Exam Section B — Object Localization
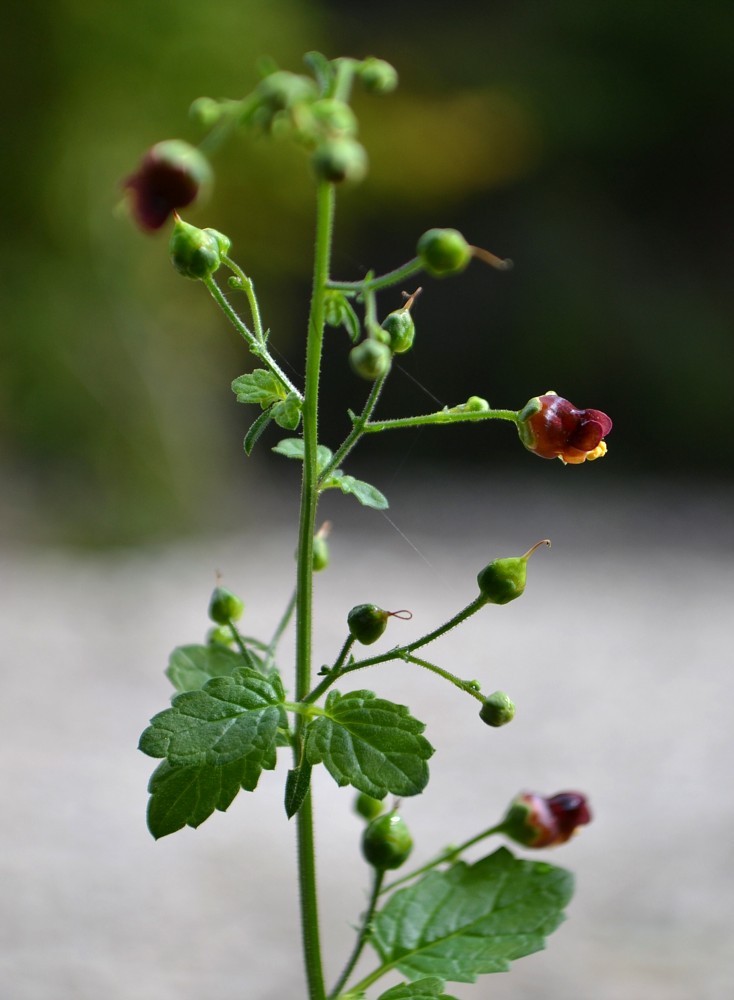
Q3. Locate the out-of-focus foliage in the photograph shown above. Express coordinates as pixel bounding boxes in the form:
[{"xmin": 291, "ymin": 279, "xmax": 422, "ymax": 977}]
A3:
[{"xmin": 2, "ymin": 0, "xmax": 732, "ymax": 544}]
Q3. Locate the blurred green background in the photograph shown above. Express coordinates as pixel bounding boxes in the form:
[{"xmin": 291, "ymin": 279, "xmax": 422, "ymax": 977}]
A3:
[{"xmin": 2, "ymin": 0, "xmax": 732, "ymax": 546}]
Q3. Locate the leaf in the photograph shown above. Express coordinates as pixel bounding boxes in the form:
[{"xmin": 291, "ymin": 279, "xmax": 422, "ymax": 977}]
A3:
[
  {"xmin": 322, "ymin": 472, "xmax": 389, "ymax": 510},
  {"xmin": 272, "ymin": 392, "xmax": 302, "ymax": 430},
  {"xmin": 244, "ymin": 408, "xmax": 273, "ymax": 455},
  {"xmin": 371, "ymin": 847, "xmax": 574, "ymax": 983},
  {"xmin": 272, "ymin": 437, "xmax": 333, "ymax": 472},
  {"xmin": 139, "ymin": 669, "xmax": 285, "ymax": 837},
  {"xmin": 231, "ymin": 369, "xmax": 286, "ymax": 407},
  {"xmin": 284, "ymin": 762, "xmax": 312, "ymax": 819},
  {"xmin": 377, "ymin": 978, "xmax": 459, "ymax": 1000},
  {"xmin": 165, "ymin": 643, "xmax": 247, "ymax": 693},
  {"xmin": 304, "ymin": 690, "xmax": 433, "ymax": 798}
]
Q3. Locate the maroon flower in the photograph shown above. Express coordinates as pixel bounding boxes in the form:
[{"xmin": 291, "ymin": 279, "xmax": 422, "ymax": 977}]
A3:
[
  {"xmin": 517, "ymin": 391, "xmax": 612, "ymax": 464},
  {"xmin": 123, "ymin": 140, "xmax": 212, "ymax": 232},
  {"xmin": 500, "ymin": 790, "xmax": 592, "ymax": 848}
]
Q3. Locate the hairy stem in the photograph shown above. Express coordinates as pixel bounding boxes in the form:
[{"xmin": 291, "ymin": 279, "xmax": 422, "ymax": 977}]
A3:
[
  {"xmin": 329, "ymin": 869, "xmax": 385, "ymax": 999},
  {"xmin": 364, "ymin": 407, "xmax": 519, "ymax": 434},
  {"xmin": 326, "ymin": 257, "xmax": 423, "ymax": 294}
]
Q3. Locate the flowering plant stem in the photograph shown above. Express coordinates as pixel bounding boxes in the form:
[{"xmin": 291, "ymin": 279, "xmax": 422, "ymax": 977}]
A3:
[
  {"xmin": 328, "ymin": 869, "xmax": 385, "ymax": 999},
  {"xmin": 294, "ymin": 179, "xmax": 335, "ymax": 1000}
]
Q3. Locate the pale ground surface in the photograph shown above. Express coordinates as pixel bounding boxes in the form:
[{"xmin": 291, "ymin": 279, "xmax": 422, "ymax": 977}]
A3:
[{"xmin": 1, "ymin": 475, "xmax": 732, "ymax": 1000}]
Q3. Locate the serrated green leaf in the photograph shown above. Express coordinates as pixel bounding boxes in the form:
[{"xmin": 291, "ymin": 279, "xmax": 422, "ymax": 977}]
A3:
[
  {"xmin": 232, "ymin": 369, "xmax": 286, "ymax": 407},
  {"xmin": 377, "ymin": 978, "xmax": 458, "ymax": 1000},
  {"xmin": 322, "ymin": 472, "xmax": 389, "ymax": 510},
  {"xmin": 284, "ymin": 762, "xmax": 312, "ymax": 819},
  {"xmin": 140, "ymin": 669, "xmax": 285, "ymax": 836},
  {"xmin": 304, "ymin": 690, "xmax": 433, "ymax": 798},
  {"xmin": 272, "ymin": 437, "xmax": 333, "ymax": 472},
  {"xmin": 244, "ymin": 408, "xmax": 273, "ymax": 455},
  {"xmin": 372, "ymin": 847, "xmax": 574, "ymax": 983},
  {"xmin": 165, "ymin": 643, "xmax": 246, "ymax": 693},
  {"xmin": 272, "ymin": 392, "xmax": 302, "ymax": 430}
]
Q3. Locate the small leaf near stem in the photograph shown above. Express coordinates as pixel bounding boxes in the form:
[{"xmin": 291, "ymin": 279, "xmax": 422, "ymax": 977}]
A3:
[{"xmin": 329, "ymin": 869, "xmax": 385, "ymax": 999}]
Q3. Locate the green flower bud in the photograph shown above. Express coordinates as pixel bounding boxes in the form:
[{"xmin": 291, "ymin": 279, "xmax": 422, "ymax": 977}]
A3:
[
  {"xmin": 381, "ymin": 309, "xmax": 415, "ymax": 354},
  {"xmin": 312, "ymin": 535, "xmax": 329, "ymax": 572},
  {"xmin": 477, "ymin": 540, "xmax": 550, "ymax": 605},
  {"xmin": 465, "ymin": 395, "xmax": 490, "ymax": 412},
  {"xmin": 254, "ymin": 71, "xmax": 319, "ymax": 128},
  {"xmin": 354, "ymin": 792, "xmax": 384, "ymax": 822},
  {"xmin": 417, "ymin": 228, "xmax": 471, "ymax": 277},
  {"xmin": 347, "ymin": 603, "xmax": 389, "ymax": 645},
  {"xmin": 479, "ymin": 690, "xmax": 516, "ymax": 727},
  {"xmin": 349, "ymin": 339, "xmax": 392, "ymax": 380},
  {"xmin": 189, "ymin": 96, "xmax": 223, "ymax": 128},
  {"xmin": 169, "ymin": 217, "xmax": 226, "ymax": 280},
  {"xmin": 207, "ymin": 625, "xmax": 235, "ymax": 647},
  {"xmin": 312, "ymin": 138, "xmax": 368, "ymax": 184},
  {"xmin": 362, "ymin": 812, "xmax": 413, "ymax": 870},
  {"xmin": 358, "ymin": 57, "xmax": 399, "ymax": 94},
  {"xmin": 208, "ymin": 586, "xmax": 245, "ymax": 625},
  {"xmin": 309, "ymin": 98, "xmax": 358, "ymax": 138}
]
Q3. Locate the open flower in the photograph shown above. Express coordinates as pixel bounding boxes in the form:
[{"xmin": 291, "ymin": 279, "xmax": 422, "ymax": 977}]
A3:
[
  {"xmin": 517, "ymin": 391, "xmax": 612, "ymax": 464},
  {"xmin": 500, "ymin": 791, "xmax": 592, "ymax": 848},
  {"xmin": 123, "ymin": 140, "xmax": 212, "ymax": 232}
]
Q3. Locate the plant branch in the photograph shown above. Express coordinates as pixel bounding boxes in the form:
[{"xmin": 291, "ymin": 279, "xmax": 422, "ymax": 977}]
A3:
[{"xmin": 329, "ymin": 869, "xmax": 385, "ymax": 999}]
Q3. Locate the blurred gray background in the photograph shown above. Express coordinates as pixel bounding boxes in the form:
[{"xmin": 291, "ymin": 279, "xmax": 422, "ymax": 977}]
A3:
[{"xmin": 1, "ymin": 0, "xmax": 733, "ymax": 997}]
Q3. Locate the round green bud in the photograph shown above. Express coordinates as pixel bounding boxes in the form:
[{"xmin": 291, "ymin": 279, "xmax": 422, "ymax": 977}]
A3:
[
  {"xmin": 349, "ymin": 340, "xmax": 392, "ymax": 380},
  {"xmin": 479, "ymin": 690, "xmax": 516, "ymax": 727},
  {"xmin": 255, "ymin": 71, "xmax": 318, "ymax": 114},
  {"xmin": 208, "ymin": 586, "xmax": 245, "ymax": 625},
  {"xmin": 465, "ymin": 395, "xmax": 490, "ymax": 412},
  {"xmin": 476, "ymin": 556, "xmax": 527, "ymax": 605},
  {"xmin": 417, "ymin": 228, "xmax": 472, "ymax": 277},
  {"xmin": 359, "ymin": 58, "xmax": 399, "ymax": 94},
  {"xmin": 189, "ymin": 96, "xmax": 223, "ymax": 128},
  {"xmin": 312, "ymin": 138, "xmax": 368, "ymax": 184},
  {"xmin": 354, "ymin": 792, "xmax": 384, "ymax": 822},
  {"xmin": 309, "ymin": 98, "xmax": 358, "ymax": 138},
  {"xmin": 169, "ymin": 217, "xmax": 224, "ymax": 280},
  {"xmin": 312, "ymin": 535, "xmax": 329, "ymax": 572},
  {"xmin": 381, "ymin": 309, "xmax": 415, "ymax": 354},
  {"xmin": 362, "ymin": 812, "xmax": 413, "ymax": 870},
  {"xmin": 347, "ymin": 603, "xmax": 389, "ymax": 645},
  {"xmin": 207, "ymin": 625, "xmax": 235, "ymax": 647}
]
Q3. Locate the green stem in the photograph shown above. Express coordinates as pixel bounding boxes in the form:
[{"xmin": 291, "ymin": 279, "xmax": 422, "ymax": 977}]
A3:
[
  {"xmin": 202, "ymin": 275, "xmax": 302, "ymax": 400},
  {"xmin": 318, "ymin": 371, "xmax": 388, "ymax": 483},
  {"xmin": 264, "ymin": 588, "xmax": 297, "ymax": 671},
  {"xmin": 222, "ymin": 256, "xmax": 267, "ymax": 345},
  {"xmin": 326, "ymin": 257, "xmax": 424, "ymax": 294},
  {"xmin": 226, "ymin": 619, "xmax": 257, "ymax": 671},
  {"xmin": 295, "ymin": 180, "xmax": 335, "ymax": 1000},
  {"xmin": 304, "ymin": 594, "xmax": 488, "ymax": 704},
  {"xmin": 329, "ymin": 869, "xmax": 385, "ymax": 999},
  {"xmin": 364, "ymin": 407, "xmax": 519, "ymax": 434},
  {"xmin": 402, "ymin": 653, "xmax": 484, "ymax": 703},
  {"xmin": 381, "ymin": 824, "xmax": 504, "ymax": 895}
]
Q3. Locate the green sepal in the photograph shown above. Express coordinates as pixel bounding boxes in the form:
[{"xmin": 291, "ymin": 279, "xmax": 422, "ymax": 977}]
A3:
[
  {"xmin": 284, "ymin": 761, "xmax": 313, "ymax": 819},
  {"xmin": 371, "ymin": 847, "xmax": 573, "ymax": 982},
  {"xmin": 244, "ymin": 408, "xmax": 274, "ymax": 455},
  {"xmin": 304, "ymin": 689, "xmax": 433, "ymax": 798},
  {"xmin": 321, "ymin": 470, "xmax": 389, "ymax": 510},
  {"xmin": 325, "ymin": 290, "xmax": 361, "ymax": 343},
  {"xmin": 377, "ymin": 979, "xmax": 459, "ymax": 1000},
  {"xmin": 271, "ymin": 392, "xmax": 302, "ymax": 430}
]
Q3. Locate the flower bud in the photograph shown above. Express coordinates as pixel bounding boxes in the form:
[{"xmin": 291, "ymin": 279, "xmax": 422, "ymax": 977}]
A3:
[
  {"xmin": 476, "ymin": 539, "xmax": 550, "ymax": 605},
  {"xmin": 189, "ymin": 96, "xmax": 223, "ymax": 128},
  {"xmin": 208, "ymin": 586, "xmax": 245, "ymax": 625},
  {"xmin": 347, "ymin": 604, "xmax": 390, "ymax": 645},
  {"xmin": 499, "ymin": 791, "xmax": 592, "ymax": 848},
  {"xmin": 169, "ymin": 218, "xmax": 229, "ymax": 280},
  {"xmin": 309, "ymin": 98, "xmax": 358, "ymax": 138},
  {"xmin": 349, "ymin": 339, "xmax": 392, "ymax": 380},
  {"xmin": 207, "ymin": 625, "xmax": 235, "ymax": 647},
  {"xmin": 312, "ymin": 534, "xmax": 329, "ymax": 572},
  {"xmin": 479, "ymin": 690, "xmax": 516, "ymax": 727},
  {"xmin": 253, "ymin": 71, "xmax": 319, "ymax": 129},
  {"xmin": 417, "ymin": 228, "xmax": 471, "ymax": 277},
  {"xmin": 312, "ymin": 138, "xmax": 368, "ymax": 184},
  {"xmin": 123, "ymin": 140, "xmax": 212, "ymax": 232},
  {"xmin": 358, "ymin": 57, "xmax": 399, "ymax": 94},
  {"xmin": 354, "ymin": 792, "xmax": 384, "ymax": 821},
  {"xmin": 362, "ymin": 812, "xmax": 413, "ymax": 870},
  {"xmin": 517, "ymin": 391, "xmax": 612, "ymax": 465}
]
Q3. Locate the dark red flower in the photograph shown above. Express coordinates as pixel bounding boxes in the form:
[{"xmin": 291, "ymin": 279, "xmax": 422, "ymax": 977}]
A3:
[
  {"xmin": 123, "ymin": 140, "xmax": 212, "ymax": 232},
  {"xmin": 518, "ymin": 391, "xmax": 612, "ymax": 464},
  {"xmin": 500, "ymin": 790, "xmax": 592, "ymax": 848}
]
